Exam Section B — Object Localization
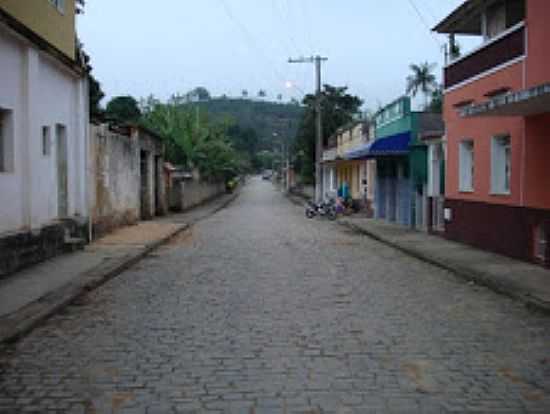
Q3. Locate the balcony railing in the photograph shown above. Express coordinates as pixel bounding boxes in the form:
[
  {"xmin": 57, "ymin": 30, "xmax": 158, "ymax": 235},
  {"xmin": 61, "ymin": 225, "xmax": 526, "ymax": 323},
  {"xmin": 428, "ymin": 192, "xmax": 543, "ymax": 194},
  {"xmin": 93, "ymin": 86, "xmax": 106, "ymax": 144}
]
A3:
[{"xmin": 444, "ymin": 22, "xmax": 525, "ymax": 90}]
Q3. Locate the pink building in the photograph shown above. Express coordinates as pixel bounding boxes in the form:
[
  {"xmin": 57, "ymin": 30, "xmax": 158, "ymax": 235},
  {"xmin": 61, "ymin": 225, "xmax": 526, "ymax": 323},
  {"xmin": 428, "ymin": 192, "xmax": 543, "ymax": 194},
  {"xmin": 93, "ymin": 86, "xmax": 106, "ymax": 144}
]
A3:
[{"xmin": 435, "ymin": 0, "xmax": 550, "ymax": 265}]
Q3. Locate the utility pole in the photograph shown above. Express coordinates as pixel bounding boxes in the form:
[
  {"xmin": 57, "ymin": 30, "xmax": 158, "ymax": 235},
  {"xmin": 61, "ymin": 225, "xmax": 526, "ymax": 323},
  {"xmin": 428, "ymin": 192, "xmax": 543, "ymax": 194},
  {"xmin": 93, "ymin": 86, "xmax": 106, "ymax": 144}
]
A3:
[{"xmin": 288, "ymin": 55, "xmax": 328, "ymax": 203}]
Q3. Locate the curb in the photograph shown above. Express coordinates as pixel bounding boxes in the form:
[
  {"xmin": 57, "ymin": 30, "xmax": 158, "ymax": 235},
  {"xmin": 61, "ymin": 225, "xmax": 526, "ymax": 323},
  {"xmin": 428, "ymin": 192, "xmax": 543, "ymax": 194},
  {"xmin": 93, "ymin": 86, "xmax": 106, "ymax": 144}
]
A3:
[
  {"xmin": 0, "ymin": 189, "xmax": 242, "ymax": 345},
  {"xmin": 338, "ymin": 220, "xmax": 550, "ymax": 315},
  {"xmin": 0, "ymin": 223, "xmax": 189, "ymax": 345}
]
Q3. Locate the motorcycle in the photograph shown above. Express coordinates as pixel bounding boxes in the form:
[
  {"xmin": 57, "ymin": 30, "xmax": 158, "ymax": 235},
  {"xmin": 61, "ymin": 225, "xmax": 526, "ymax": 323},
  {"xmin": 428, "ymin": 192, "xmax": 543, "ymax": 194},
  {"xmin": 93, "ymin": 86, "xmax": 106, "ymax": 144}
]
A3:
[{"xmin": 305, "ymin": 198, "xmax": 337, "ymax": 220}]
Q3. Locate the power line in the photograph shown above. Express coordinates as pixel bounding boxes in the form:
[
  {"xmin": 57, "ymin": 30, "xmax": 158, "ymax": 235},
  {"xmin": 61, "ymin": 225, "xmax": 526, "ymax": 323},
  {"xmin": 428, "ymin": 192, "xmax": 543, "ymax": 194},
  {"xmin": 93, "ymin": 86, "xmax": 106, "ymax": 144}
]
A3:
[
  {"xmin": 218, "ymin": 0, "xmax": 305, "ymax": 99},
  {"xmin": 407, "ymin": 0, "xmax": 442, "ymax": 49},
  {"xmin": 270, "ymin": 0, "xmax": 298, "ymax": 57},
  {"xmin": 301, "ymin": 0, "xmax": 316, "ymax": 53}
]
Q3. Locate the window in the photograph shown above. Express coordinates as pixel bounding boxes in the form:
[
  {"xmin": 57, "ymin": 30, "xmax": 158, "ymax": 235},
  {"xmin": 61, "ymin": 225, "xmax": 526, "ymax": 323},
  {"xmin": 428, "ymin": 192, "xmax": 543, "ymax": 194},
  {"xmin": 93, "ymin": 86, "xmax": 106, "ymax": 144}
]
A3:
[
  {"xmin": 428, "ymin": 143, "xmax": 444, "ymax": 197},
  {"xmin": 49, "ymin": 0, "xmax": 65, "ymax": 14},
  {"xmin": 42, "ymin": 126, "xmax": 51, "ymax": 156},
  {"xmin": 330, "ymin": 168, "xmax": 336, "ymax": 192},
  {"xmin": 491, "ymin": 135, "xmax": 511, "ymax": 194},
  {"xmin": 459, "ymin": 140, "xmax": 474, "ymax": 192},
  {"xmin": 0, "ymin": 108, "xmax": 14, "ymax": 173}
]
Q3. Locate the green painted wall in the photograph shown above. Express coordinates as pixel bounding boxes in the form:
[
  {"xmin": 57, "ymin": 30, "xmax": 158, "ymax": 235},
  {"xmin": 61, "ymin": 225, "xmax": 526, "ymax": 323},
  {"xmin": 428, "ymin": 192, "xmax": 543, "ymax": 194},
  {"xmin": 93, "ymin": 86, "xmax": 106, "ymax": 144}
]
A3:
[
  {"xmin": 376, "ymin": 117, "xmax": 412, "ymax": 139},
  {"xmin": 374, "ymin": 96, "xmax": 428, "ymax": 186},
  {"xmin": 375, "ymin": 96, "xmax": 412, "ymax": 139}
]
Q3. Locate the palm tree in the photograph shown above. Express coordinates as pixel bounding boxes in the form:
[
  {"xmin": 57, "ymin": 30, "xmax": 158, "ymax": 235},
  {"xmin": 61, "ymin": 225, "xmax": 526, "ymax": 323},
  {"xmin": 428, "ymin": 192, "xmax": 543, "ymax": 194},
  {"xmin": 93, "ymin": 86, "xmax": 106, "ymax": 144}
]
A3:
[
  {"xmin": 242, "ymin": 89, "xmax": 248, "ymax": 99},
  {"xmin": 406, "ymin": 62, "xmax": 437, "ymax": 109}
]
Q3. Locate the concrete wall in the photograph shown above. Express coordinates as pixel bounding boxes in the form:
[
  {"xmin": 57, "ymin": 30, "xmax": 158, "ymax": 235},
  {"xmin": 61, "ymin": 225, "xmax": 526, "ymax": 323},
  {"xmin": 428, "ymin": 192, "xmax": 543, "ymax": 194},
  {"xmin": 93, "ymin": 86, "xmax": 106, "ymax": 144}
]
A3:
[
  {"xmin": 0, "ymin": 26, "xmax": 88, "ymax": 235},
  {"xmin": 89, "ymin": 124, "xmax": 140, "ymax": 237},
  {"xmin": 89, "ymin": 124, "xmax": 167, "ymax": 237},
  {"xmin": 0, "ymin": 0, "xmax": 76, "ymax": 59},
  {"xmin": 174, "ymin": 179, "xmax": 225, "ymax": 212},
  {"xmin": 131, "ymin": 127, "xmax": 167, "ymax": 219}
]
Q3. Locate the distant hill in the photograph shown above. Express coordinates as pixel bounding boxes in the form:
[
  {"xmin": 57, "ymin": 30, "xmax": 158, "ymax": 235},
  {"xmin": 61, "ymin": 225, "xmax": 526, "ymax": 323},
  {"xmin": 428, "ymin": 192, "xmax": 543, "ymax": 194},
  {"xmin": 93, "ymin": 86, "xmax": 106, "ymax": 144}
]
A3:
[{"xmin": 183, "ymin": 98, "xmax": 304, "ymax": 151}]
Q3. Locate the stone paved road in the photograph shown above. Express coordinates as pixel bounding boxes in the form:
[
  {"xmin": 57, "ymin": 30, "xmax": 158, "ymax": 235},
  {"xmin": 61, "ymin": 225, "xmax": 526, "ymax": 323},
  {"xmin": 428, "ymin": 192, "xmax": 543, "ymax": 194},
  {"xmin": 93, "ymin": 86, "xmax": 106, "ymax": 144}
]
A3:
[{"xmin": 1, "ymin": 178, "xmax": 550, "ymax": 413}]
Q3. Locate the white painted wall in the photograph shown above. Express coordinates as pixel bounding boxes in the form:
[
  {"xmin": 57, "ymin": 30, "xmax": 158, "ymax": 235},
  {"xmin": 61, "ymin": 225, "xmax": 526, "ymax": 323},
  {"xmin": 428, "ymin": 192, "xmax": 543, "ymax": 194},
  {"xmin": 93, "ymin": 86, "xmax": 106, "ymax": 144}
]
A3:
[
  {"xmin": 0, "ymin": 29, "xmax": 24, "ymax": 233},
  {"xmin": 0, "ymin": 26, "xmax": 88, "ymax": 235}
]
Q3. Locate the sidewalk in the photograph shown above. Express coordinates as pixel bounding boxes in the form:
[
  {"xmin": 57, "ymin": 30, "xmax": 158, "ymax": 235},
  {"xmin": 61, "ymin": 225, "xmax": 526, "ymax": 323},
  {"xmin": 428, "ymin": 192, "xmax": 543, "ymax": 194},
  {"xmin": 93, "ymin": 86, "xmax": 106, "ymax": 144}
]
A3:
[
  {"xmin": 339, "ymin": 216, "xmax": 550, "ymax": 314},
  {"xmin": 0, "ymin": 189, "xmax": 241, "ymax": 344}
]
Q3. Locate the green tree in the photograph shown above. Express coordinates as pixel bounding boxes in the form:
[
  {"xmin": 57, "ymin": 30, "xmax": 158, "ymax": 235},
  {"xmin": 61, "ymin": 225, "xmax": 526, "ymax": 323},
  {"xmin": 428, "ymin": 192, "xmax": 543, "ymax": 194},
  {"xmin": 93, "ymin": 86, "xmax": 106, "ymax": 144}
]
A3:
[
  {"xmin": 450, "ymin": 42, "xmax": 461, "ymax": 60},
  {"xmin": 294, "ymin": 85, "xmax": 363, "ymax": 182},
  {"xmin": 141, "ymin": 97, "xmax": 242, "ymax": 181},
  {"xmin": 186, "ymin": 87, "xmax": 211, "ymax": 102},
  {"xmin": 258, "ymin": 89, "xmax": 267, "ymax": 99},
  {"xmin": 76, "ymin": 0, "xmax": 85, "ymax": 14},
  {"xmin": 106, "ymin": 96, "xmax": 142, "ymax": 123},
  {"xmin": 406, "ymin": 62, "xmax": 437, "ymax": 108},
  {"xmin": 427, "ymin": 85, "xmax": 443, "ymax": 113},
  {"xmin": 82, "ymin": 51, "xmax": 104, "ymax": 118}
]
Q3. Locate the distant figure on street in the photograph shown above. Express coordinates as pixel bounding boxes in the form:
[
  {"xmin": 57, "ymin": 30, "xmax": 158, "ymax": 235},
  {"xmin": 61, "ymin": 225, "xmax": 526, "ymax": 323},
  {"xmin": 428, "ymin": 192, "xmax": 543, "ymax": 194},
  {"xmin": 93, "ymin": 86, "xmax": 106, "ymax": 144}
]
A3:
[{"xmin": 338, "ymin": 181, "xmax": 350, "ymax": 200}]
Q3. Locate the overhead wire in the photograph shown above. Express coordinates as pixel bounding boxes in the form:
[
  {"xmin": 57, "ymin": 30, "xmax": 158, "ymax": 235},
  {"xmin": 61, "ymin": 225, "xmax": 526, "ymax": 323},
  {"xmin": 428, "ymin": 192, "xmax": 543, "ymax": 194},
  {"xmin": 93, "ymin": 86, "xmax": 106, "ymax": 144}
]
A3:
[
  {"xmin": 218, "ymin": 0, "xmax": 305, "ymax": 99},
  {"xmin": 301, "ymin": 0, "xmax": 316, "ymax": 53},
  {"xmin": 407, "ymin": 0, "xmax": 443, "ymax": 49}
]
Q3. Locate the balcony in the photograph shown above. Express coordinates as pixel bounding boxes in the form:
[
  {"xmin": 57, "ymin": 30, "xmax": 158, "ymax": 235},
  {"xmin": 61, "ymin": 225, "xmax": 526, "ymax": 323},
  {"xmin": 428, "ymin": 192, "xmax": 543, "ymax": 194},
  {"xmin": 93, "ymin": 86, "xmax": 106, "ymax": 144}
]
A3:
[{"xmin": 444, "ymin": 22, "xmax": 525, "ymax": 90}]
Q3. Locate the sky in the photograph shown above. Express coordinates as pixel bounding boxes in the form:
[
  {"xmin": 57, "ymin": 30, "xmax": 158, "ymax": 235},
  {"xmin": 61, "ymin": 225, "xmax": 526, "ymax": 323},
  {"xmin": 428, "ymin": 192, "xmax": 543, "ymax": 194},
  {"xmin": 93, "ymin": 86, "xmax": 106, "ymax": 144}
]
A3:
[{"xmin": 78, "ymin": 0, "xmax": 477, "ymax": 110}]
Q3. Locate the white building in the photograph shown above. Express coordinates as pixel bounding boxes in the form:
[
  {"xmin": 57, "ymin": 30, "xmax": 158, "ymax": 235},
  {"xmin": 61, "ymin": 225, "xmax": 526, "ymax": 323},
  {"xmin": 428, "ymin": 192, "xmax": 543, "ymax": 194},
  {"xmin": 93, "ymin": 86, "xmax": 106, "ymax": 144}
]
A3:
[
  {"xmin": 0, "ymin": 4, "xmax": 88, "ymax": 235},
  {"xmin": 0, "ymin": 1, "xmax": 89, "ymax": 276}
]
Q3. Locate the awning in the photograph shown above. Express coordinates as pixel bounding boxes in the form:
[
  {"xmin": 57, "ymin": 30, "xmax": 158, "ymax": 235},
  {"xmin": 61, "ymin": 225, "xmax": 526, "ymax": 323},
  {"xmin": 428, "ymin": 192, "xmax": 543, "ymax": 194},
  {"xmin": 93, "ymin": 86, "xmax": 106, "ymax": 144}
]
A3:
[
  {"xmin": 366, "ymin": 131, "xmax": 412, "ymax": 158},
  {"xmin": 344, "ymin": 142, "xmax": 372, "ymax": 160},
  {"xmin": 461, "ymin": 83, "xmax": 550, "ymax": 117}
]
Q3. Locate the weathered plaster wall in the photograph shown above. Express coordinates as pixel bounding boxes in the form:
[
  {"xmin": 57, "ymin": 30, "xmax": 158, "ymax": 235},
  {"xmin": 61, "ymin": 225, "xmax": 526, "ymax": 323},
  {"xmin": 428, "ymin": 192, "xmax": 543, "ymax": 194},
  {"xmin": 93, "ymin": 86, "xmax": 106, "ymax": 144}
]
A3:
[
  {"xmin": 177, "ymin": 180, "xmax": 225, "ymax": 212},
  {"xmin": 132, "ymin": 128, "xmax": 167, "ymax": 219},
  {"xmin": 89, "ymin": 124, "xmax": 140, "ymax": 237}
]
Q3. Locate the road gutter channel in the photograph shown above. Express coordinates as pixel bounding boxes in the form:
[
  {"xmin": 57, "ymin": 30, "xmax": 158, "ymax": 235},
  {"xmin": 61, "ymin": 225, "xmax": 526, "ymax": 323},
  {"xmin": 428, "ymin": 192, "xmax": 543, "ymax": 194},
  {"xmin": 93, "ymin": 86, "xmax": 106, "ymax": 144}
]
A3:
[
  {"xmin": 0, "ymin": 189, "xmax": 242, "ymax": 346},
  {"xmin": 285, "ymin": 192, "xmax": 550, "ymax": 315}
]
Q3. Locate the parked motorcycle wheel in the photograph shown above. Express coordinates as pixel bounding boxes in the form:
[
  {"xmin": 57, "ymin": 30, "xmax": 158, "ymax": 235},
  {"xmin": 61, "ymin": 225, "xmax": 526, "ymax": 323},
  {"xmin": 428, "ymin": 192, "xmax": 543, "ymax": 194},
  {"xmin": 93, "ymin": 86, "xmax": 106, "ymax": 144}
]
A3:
[
  {"xmin": 327, "ymin": 209, "xmax": 337, "ymax": 221},
  {"xmin": 305, "ymin": 209, "xmax": 316, "ymax": 219}
]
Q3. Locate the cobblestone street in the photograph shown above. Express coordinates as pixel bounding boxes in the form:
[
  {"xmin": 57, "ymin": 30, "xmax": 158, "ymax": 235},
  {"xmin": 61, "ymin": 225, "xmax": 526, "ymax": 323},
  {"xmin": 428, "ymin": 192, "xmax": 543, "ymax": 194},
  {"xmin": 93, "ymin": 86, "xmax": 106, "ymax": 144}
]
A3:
[{"xmin": 1, "ymin": 178, "xmax": 549, "ymax": 413}]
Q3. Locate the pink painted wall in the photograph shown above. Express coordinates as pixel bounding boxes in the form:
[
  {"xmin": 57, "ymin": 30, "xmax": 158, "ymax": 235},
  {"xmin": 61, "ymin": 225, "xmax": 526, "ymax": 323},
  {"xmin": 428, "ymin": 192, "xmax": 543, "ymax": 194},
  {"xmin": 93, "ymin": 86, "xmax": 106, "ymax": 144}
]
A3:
[
  {"xmin": 444, "ymin": 63, "xmax": 525, "ymax": 205},
  {"xmin": 524, "ymin": 113, "xmax": 550, "ymax": 209},
  {"xmin": 525, "ymin": 0, "xmax": 550, "ymax": 88}
]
